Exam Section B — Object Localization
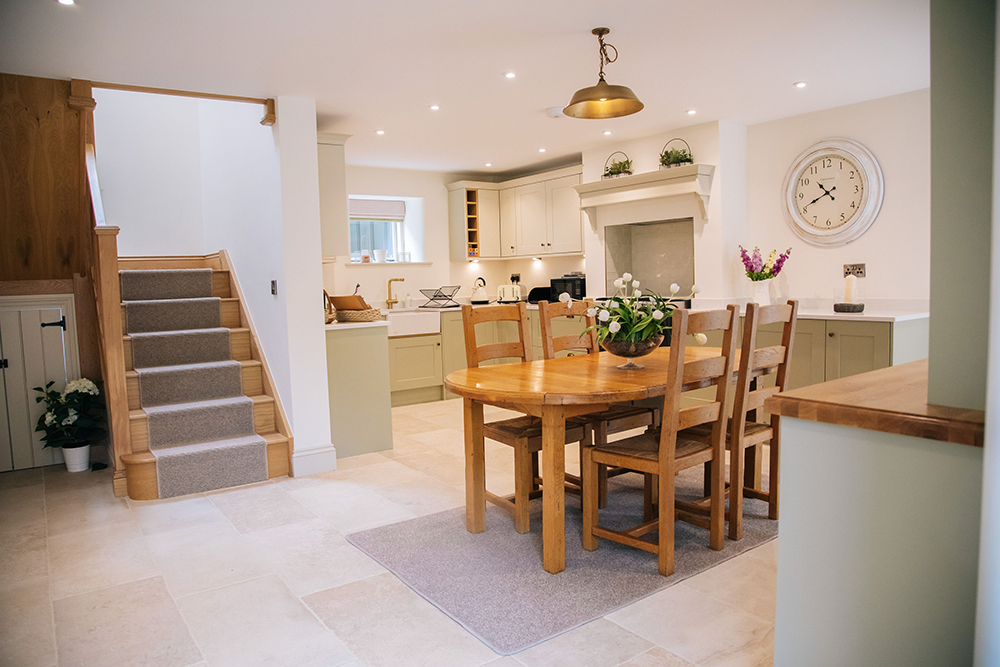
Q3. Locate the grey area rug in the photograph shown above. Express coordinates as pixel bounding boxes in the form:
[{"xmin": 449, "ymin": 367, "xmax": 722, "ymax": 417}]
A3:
[{"xmin": 347, "ymin": 468, "xmax": 778, "ymax": 655}]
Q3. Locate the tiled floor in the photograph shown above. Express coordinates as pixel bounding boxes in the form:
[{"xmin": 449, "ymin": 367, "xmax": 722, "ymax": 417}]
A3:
[{"xmin": 0, "ymin": 398, "xmax": 777, "ymax": 667}]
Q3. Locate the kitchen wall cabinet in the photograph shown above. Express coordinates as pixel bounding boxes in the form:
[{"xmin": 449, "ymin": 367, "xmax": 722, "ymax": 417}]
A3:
[
  {"xmin": 388, "ymin": 334, "xmax": 443, "ymax": 406},
  {"xmin": 448, "ymin": 166, "xmax": 584, "ymax": 261}
]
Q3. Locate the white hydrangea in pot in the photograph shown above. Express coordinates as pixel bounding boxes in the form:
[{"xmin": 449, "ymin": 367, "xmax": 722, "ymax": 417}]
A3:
[{"xmin": 33, "ymin": 378, "xmax": 106, "ymax": 472}]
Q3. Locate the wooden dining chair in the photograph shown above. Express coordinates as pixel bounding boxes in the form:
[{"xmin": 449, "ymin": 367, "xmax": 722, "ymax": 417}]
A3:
[
  {"xmin": 460, "ymin": 303, "xmax": 587, "ymax": 534},
  {"xmin": 581, "ymin": 306, "xmax": 739, "ymax": 576},
  {"xmin": 678, "ymin": 299, "xmax": 798, "ymax": 540},
  {"xmin": 537, "ymin": 299, "xmax": 660, "ymax": 508}
]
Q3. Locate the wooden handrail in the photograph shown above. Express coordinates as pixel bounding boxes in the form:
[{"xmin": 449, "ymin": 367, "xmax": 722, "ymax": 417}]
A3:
[
  {"xmin": 91, "ymin": 82, "xmax": 276, "ymax": 126},
  {"xmin": 85, "ymin": 144, "xmax": 107, "ymax": 227}
]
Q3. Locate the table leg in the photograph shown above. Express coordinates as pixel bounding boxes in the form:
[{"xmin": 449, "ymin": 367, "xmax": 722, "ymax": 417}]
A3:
[
  {"xmin": 464, "ymin": 398, "xmax": 485, "ymax": 533},
  {"xmin": 542, "ymin": 404, "xmax": 566, "ymax": 574}
]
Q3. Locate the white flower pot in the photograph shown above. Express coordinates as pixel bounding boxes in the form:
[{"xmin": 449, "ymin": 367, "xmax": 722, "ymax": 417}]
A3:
[
  {"xmin": 63, "ymin": 444, "xmax": 90, "ymax": 473},
  {"xmin": 751, "ymin": 279, "xmax": 772, "ymax": 307}
]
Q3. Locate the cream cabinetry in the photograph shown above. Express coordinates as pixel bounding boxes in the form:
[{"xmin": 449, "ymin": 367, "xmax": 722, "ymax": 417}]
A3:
[
  {"xmin": 388, "ymin": 334, "xmax": 443, "ymax": 406},
  {"xmin": 448, "ymin": 167, "xmax": 584, "ymax": 260}
]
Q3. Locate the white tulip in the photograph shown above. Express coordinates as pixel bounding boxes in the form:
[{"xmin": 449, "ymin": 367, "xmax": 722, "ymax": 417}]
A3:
[
  {"xmin": 613, "ymin": 278, "xmax": 624, "ymax": 289},
  {"xmin": 652, "ymin": 310, "xmax": 664, "ymax": 320},
  {"xmin": 608, "ymin": 321, "xmax": 621, "ymax": 333},
  {"xmin": 586, "ymin": 307, "xmax": 597, "ymax": 317},
  {"xmin": 632, "ymin": 280, "xmax": 640, "ymax": 288},
  {"xmin": 622, "ymin": 272, "xmax": 633, "ymax": 282},
  {"xmin": 670, "ymin": 283, "xmax": 680, "ymax": 295},
  {"xmin": 633, "ymin": 290, "xmax": 642, "ymax": 299},
  {"xmin": 599, "ymin": 310, "xmax": 611, "ymax": 322},
  {"xmin": 559, "ymin": 292, "xmax": 571, "ymax": 303},
  {"xmin": 691, "ymin": 284, "xmax": 701, "ymax": 294},
  {"xmin": 694, "ymin": 333, "xmax": 708, "ymax": 345}
]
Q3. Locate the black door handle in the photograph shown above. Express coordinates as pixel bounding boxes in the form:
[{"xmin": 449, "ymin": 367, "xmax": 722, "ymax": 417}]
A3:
[{"xmin": 41, "ymin": 316, "xmax": 66, "ymax": 330}]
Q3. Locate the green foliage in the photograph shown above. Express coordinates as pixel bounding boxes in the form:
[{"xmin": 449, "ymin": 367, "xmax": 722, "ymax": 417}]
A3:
[
  {"xmin": 603, "ymin": 158, "xmax": 633, "ymax": 177},
  {"xmin": 659, "ymin": 147, "xmax": 693, "ymax": 166},
  {"xmin": 34, "ymin": 379, "xmax": 107, "ymax": 448}
]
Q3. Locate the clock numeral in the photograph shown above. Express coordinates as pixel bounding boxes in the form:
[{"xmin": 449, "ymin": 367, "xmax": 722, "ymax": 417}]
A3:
[
  {"xmin": 854, "ymin": 185, "xmax": 859, "ymax": 194},
  {"xmin": 822, "ymin": 158, "xmax": 833, "ymax": 168},
  {"xmin": 800, "ymin": 178, "xmax": 810, "ymax": 186},
  {"xmin": 812, "ymin": 216, "xmax": 818, "ymax": 225},
  {"xmin": 839, "ymin": 161, "xmax": 843, "ymax": 169},
  {"xmin": 809, "ymin": 166, "xmax": 818, "ymax": 175},
  {"xmin": 826, "ymin": 219, "xmax": 832, "ymax": 227},
  {"xmin": 840, "ymin": 213, "xmax": 846, "ymax": 222},
  {"xmin": 802, "ymin": 208, "xmax": 809, "ymax": 215},
  {"xmin": 849, "ymin": 170, "xmax": 856, "ymax": 179},
  {"xmin": 850, "ymin": 201, "xmax": 856, "ymax": 209},
  {"xmin": 798, "ymin": 192, "xmax": 804, "ymax": 200}
]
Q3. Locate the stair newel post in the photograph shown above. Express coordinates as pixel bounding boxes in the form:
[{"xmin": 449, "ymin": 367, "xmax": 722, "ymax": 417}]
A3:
[{"xmin": 93, "ymin": 226, "xmax": 132, "ymax": 497}]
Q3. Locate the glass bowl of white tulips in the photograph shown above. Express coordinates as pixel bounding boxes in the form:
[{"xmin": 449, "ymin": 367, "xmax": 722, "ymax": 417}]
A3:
[{"xmin": 573, "ymin": 273, "xmax": 701, "ymax": 370}]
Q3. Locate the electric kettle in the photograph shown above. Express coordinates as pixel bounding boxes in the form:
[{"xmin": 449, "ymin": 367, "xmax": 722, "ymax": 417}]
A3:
[{"xmin": 471, "ymin": 277, "xmax": 489, "ymax": 304}]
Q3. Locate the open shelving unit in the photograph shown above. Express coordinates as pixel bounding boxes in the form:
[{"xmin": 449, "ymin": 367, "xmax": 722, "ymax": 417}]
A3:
[{"xmin": 465, "ymin": 189, "xmax": 479, "ymax": 258}]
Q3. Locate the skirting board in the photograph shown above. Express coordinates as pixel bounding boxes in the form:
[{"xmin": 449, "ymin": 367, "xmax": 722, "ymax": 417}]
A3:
[{"xmin": 291, "ymin": 443, "xmax": 338, "ymax": 477}]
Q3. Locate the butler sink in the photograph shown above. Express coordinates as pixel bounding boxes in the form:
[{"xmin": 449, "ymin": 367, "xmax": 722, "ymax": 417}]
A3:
[{"xmin": 385, "ymin": 310, "xmax": 440, "ymax": 337}]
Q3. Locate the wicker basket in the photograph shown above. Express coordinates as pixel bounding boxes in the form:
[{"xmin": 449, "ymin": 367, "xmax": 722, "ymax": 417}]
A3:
[
  {"xmin": 336, "ymin": 308, "xmax": 382, "ymax": 322},
  {"xmin": 323, "ymin": 290, "xmax": 337, "ymax": 324}
]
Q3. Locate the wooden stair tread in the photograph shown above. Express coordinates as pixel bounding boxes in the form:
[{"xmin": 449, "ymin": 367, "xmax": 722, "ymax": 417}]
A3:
[
  {"xmin": 123, "ymin": 326, "xmax": 251, "ymax": 341},
  {"xmin": 122, "ymin": 451, "xmax": 156, "ymax": 464},
  {"xmin": 262, "ymin": 432, "xmax": 288, "ymax": 444},
  {"xmin": 125, "ymin": 359, "xmax": 261, "ymax": 379}
]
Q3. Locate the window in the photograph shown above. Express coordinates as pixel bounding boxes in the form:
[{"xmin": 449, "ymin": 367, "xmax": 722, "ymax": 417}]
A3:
[{"xmin": 348, "ymin": 198, "xmax": 406, "ymax": 262}]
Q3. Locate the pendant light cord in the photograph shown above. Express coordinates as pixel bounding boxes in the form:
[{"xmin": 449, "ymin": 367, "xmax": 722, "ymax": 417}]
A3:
[{"xmin": 597, "ymin": 32, "xmax": 618, "ymax": 82}]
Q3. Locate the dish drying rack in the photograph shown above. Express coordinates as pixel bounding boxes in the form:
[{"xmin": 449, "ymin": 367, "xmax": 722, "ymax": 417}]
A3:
[{"xmin": 419, "ymin": 286, "xmax": 461, "ymax": 308}]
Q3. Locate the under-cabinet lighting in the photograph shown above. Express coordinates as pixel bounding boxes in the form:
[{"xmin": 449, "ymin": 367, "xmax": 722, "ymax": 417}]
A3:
[
  {"xmin": 532, "ymin": 257, "xmax": 542, "ymax": 261},
  {"xmin": 58, "ymin": 0, "xmax": 74, "ymax": 4},
  {"xmin": 794, "ymin": 81, "xmax": 807, "ymax": 88},
  {"xmin": 471, "ymin": 259, "xmax": 480, "ymax": 263}
]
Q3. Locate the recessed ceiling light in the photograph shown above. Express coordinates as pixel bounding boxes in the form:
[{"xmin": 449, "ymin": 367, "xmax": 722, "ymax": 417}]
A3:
[
  {"xmin": 57, "ymin": 0, "xmax": 74, "ymax": 4},
  {"xmin": 375, "ymin": 130, "xmax": 385, "ymax": 135},
  {"xmin": 603, "ymin": 131, "xmax": 612, "ymax": 135},
  {"xmin": 430, "ymin": 105, "xmax": 440, "ymax": 110},
  {"xmin": 794, "ymin": 81, "xmax": 807, "ymax": 88},
  {"xmin": 686, "ymin": 109, "xmax": 696, "ymax": 115},
  {"xmin": 538, "ymin": 148, "xmax": 546, "ymax": 153},
  {"xmin": 504, "ymin": 72, "xmax": 516, "ymax": 79},
  {"xmin": 471, "ymin": 259, "xmax": 480, "ymax": 263},
  {"xmin": 485, "ymin": 163, "xmax": 492, "ymax": 167}
]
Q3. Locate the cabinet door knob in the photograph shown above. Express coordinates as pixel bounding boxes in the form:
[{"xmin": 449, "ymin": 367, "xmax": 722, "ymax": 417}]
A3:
[
  {"xmin": 547, "ymin": 243, "xmax": 551, "ymax": 246},
  {"xmin": 828, "ymin": 332, "xmax": 835, "ymax": 338}
]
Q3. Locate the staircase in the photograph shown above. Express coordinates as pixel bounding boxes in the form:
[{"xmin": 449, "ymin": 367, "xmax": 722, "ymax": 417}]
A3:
[{"xmin": 119, "ymin": 257, "xmax": 291, "ymax": 499}]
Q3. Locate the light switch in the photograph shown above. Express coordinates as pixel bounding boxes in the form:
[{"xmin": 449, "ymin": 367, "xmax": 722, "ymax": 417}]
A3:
[{"xmin": 271, "ymin": 280, "xmax": 278, "ymax": 295}]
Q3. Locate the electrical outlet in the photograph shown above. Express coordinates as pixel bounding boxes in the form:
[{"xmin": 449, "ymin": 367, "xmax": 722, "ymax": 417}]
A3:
[
  {"xmin": 510, "ymin": 273, "xmax": 520, "ymax": 283},
  {"xmin": 843, "ymin": 264, "xmax": 866, "ymax": 278}
]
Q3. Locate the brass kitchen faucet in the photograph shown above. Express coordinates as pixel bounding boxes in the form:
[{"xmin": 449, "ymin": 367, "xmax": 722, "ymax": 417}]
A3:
[{"xmin": 386, "ymin": 278, "xmax": 405, "ymax": 309}]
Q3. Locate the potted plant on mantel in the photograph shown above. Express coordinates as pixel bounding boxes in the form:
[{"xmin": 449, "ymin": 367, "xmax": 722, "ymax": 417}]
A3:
[
  {"xmin": 34, "ymin": 378, "xmax": 107, "ymax": 473},
  {"xmin": 572, "ymin": 274, "xmax": 704, "ymax": 369},
  {"xmin": 659, "ymin": 138, "xmax": 694, "ymax": 169},
  {"xmin": 603, "ymin": 151, "xmax": 634, "ymax": 179}
]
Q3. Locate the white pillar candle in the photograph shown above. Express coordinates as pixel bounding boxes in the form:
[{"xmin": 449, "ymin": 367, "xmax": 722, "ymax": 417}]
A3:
[{"xmin": 845, "ymin": 274, "xmax": 857, "ymax": 304}]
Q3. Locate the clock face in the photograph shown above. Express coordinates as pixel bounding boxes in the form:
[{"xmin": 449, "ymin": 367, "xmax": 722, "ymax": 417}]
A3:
[{"xmin": 782, "ymin": 139, "xmax": 884, "ymax": 247}]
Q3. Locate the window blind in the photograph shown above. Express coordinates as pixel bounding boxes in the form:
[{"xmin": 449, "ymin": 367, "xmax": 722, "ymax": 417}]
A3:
[{"xmin": 348, "ymin": 199, "xmax": 406, "ymax": 220}]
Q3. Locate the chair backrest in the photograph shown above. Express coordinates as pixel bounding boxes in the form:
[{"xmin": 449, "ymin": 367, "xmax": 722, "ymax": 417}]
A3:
[
  {"xmin": 731, "ymin": 299, "xmax": 799, "ymax": 430},
  {"xmin": 658, "ymin": 306, "xmax": 739, "ymax": 462},
  {"xmin": 536, "ymin": 299, "xmax": 599, "ymax": 360},
  {"xmin": 461, "ymin": 303, "xmax": 532, "ymax": 368}
]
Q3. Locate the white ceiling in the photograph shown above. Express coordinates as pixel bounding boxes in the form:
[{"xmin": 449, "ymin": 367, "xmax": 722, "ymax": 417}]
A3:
[{"xmin": 0, "ymin": 0, "xmax": 929, "ymax": 176}]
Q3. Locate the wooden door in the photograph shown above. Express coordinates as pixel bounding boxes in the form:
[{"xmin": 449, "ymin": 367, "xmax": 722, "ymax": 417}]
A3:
[
  {"xmin": 546, "ymin": 175, "xmax": 583, "ymax": 254},
  {"xmin": 515, "ymin": 182, "xmax": 548, "ymax": 255},
  {"xmin": 499, "ymin": 189, "xmax": 517, "ymax": 257},
  {"xmin": 0, "ymin": 307, "xmax": 74, "ymax": 470},
  {"xmin": 825, "ymin": 320, "xmax": 891, "ymax": 381}
]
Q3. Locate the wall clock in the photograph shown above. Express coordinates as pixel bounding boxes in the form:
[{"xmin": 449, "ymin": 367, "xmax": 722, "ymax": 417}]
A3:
[{"xmin": 781, "ymin": 138, "xmax": 884, "ymax": 246}]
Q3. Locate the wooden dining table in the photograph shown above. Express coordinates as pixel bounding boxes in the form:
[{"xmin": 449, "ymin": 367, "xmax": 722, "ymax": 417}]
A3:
[{"xmin": 444, "ymin": 345, "xmax": 733, "ymax": 574}]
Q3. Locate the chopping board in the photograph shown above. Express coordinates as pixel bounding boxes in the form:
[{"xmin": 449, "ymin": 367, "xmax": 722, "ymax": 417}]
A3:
[{"xmin": 328, "ymin": 295, "xmax": 371, "ymax": 311}]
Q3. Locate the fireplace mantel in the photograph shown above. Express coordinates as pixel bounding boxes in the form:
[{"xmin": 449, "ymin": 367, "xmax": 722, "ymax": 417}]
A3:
[{"xmin": 574, "ymin": 163, "xmax": 716, "ymax": 227}]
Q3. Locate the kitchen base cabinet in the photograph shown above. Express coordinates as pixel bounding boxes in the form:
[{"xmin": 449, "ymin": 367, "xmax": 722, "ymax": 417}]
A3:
[
  {"xmin": 757, "ymin": 319, "xmax": 827, "ymax": 391},
  {"xmin": 389, "ymin": 334, "xmax": 443, "ymax": 407},
  {"xmin": 326, "ymin": 326, "xmax": 393, "ymax": 457}
]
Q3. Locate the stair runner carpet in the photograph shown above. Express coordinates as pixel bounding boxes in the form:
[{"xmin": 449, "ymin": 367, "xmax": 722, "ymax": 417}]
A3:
[{"xmin": 122, "ymin": 268, "xmax": 268, "ymax": 499}]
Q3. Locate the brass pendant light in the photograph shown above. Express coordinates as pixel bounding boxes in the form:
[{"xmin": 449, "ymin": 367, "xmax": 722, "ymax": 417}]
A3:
[{"xmin": 563, "ymin": 27, "xmax": 644, "ymax": 119}]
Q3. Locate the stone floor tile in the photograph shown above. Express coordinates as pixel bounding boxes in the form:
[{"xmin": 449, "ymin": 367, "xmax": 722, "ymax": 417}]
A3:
[
  {"xmin": 0, "ymin": 581, "xmax": 56, "ymax": 667},
  {"xmin": 176, "ymin": 575, "xmax": 356, "ymax": 667},
  {"xmin": 303, "ymin": 572, "xmax": 497, "ymax": 667},
  {"xmin": 54, "ymin": 576, "xmax": 201, "ymax": 667},
  {"xmin": 606, "ymin": 584, "xmax": 773, "ymax": 665},
  {"xmin": 130, "ymin": 495, "xmax": 230, "ymax": 536},
  {"xmin": 0, "ymin": 467, "xmax": 44, "ymax": 490},
  {"xmin": 391, "ymin": 415, "xmax": 446, "ymax": 435},
  {"xmin": 682, "ymin": 550, "xmax": 777, "ymax": 623},
  {"xmin": 287, "ymin": 484, "xmax": 418, "ymax": 534},
  {"xmin": 370, "ymin": 475, "xmax": 466, "ymax": 516},
  {"xmin": 514, "ymin": 618, "xmax": 653, "ymax": 667},
  {"xmin": 145, "ymin": 522, "xmax": 272, "ymax": 597},
  {"xmin": 616, "ymin": 646, "xmax": 697, "ymax": 666},
  {"xmin": 207, "ymin": 482, "xmax": 317, "ymax": 533},
  {"xmin": 44, "ymin": 484, "xmax": 134, "ymax": 537},
  {"xmin": 48, "ymin": 521, "xmax": 160, "ymax": 600},
  {"xmin": 0, "ymin": 521, "xmax": 48, "ymax": 592},
  {"xmin": 744, "ymin": 539, "xmax": 779, "ymax": 569},
  {"xmin": 243, "ymin": 517, "xmax": 386, "ymax": 597}
]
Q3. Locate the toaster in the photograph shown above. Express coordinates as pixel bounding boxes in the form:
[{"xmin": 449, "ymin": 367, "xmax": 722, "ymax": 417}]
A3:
[{"xmin": 497, "ymin": 284, "xmax": 522, "ymax": 303}]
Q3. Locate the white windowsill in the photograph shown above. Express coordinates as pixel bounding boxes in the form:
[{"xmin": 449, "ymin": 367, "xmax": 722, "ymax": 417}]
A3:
[{"xmin": 342, "ymin": 262, "xmax": 432, "ymax": 267}]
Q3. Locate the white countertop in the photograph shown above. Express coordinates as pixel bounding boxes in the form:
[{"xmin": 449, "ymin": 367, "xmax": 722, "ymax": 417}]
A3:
[{"xmin": 325, "ymin": 320, "xmax": 389, "ymax": 331}]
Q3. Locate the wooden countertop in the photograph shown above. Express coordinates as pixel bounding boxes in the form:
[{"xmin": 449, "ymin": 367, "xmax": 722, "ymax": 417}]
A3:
[{"xmin": 764, "ymin": 359, "xmax": 984, "ymax": 447}]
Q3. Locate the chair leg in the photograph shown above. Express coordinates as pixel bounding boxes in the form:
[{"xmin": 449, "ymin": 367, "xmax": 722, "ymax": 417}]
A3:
[
  {"xmin": 581, "ymin": 443, "xmax": 599, "ymax": 551},
  {"xmin": 769, "ymin": 429, "xmax": 781, "ymax": 521},
  {"xmin": 643, "ymin": 473, "xmax": 658, "ymax": 521},
  {"xmin": 729, "ymin": 442, "xmax": 745, "ymax": 542},
  {"xmin": 513, "ymin": 445, "xmax": 533, "ymax": 534},
  {"xmin": 531, "ymin": 452, "xmax": 540, "ymax": 491},
  {"xmin": 657, "ymin": 467, "xmax": 675, "ymax": 576},
  {"xmin": 710, "ymin": 449, "xmax": 725, "ymax": 551},
  {"xmin": 703, "ymin": 460, "xmax": 712, "ymax": 497},
  {"xmin": 595, "ymin": 421, "xmax": 610, "ymax": 508}
]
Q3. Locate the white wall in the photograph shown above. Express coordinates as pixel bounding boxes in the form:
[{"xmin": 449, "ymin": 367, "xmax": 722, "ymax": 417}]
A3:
[
  {"xmin": 93, "ymin": 90, "xmax": 206, "ymax": 255},
  {"xmin": 748, "ymin": 89, "xmax": 931, "ymax": 303}
]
